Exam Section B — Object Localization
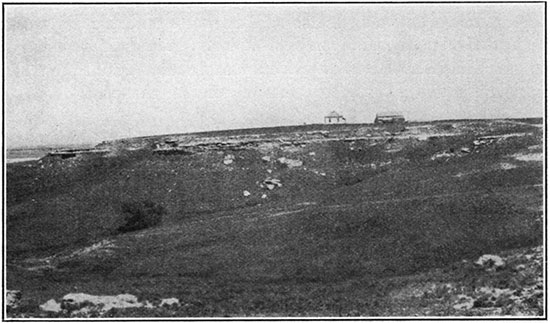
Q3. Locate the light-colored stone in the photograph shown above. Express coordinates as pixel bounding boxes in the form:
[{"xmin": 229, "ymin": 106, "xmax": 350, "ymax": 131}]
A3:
[
  {"xmin": 243, "ymin": 190, "xmax": 251, "ymax": 197},
  {"xmin": 40, "ymin": 299, "xmax": 62, "ymax": 313},
  {"xmin": 223, "ymin": 154, "xmax": 234, "ymax": 165},
  {"xmin": 475, "ymin": 254, "xmax": 505, "ymax": 270},
  {"xmin": 159, "ymin": 298, "xmax": 180, "ymax": 307},
  {"xmin": 431, "ymin": 152, "xmax": 453, "ymax": 160},
  {"xmin": 6, "ymin": 290, "xmax": 21, "ymax": 310},
  {"xmin": 62, "ymin": 293, "xmax": 143, "ymax": 313},
  {"xmin": 264, "ymin": 178, "xmax": 282, "ymax": 190},
  {"xmin": 277, "ymin": 157, "xmax": 303, "ymax": 168}
]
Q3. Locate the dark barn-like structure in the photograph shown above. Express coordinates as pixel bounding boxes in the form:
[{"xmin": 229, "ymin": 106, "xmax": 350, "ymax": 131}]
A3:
[{"xmin": 374, "ymin": 112, "xmax": 405, "ymax": 124}]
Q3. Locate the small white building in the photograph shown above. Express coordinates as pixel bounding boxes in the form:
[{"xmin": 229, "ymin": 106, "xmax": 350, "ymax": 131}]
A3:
[{"xmin": 324, "ymin": 111, "xmax": 346, "ymax": 124}]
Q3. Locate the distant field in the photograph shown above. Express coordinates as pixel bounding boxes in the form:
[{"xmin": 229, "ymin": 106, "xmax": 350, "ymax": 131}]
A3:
[
  {"xmin": 7, "ymin": 147, "xmax": 51, "ymax": 161},
  {"xmin": 6, "ymin": 144, "xmax": 95, "ymax": 163},
  {"xmin": 5, "ymin": 119, "xmax": 544, "ymax": 317}
]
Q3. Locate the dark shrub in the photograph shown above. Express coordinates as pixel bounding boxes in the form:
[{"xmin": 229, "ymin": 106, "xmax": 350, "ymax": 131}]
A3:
[{"xmin": 117, "ymin": 200, "xmax": 165, "ymax": 233}]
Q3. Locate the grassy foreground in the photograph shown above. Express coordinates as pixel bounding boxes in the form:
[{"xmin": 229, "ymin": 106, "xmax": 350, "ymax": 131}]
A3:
[{"xmin": 6, "ymin": 120, "xmax": 544, "ymax": 317}]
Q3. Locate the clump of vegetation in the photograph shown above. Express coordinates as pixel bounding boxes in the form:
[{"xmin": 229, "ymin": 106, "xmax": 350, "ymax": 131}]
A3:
[{"xmin": 117, "ymin": 200, "xmax": 165, "ymax": 233}]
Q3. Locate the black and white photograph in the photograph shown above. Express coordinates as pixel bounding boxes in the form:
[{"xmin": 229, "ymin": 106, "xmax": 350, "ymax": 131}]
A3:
[{"xmin": 3, "ymin": 2, "xmax": 546, "ymax": 319}]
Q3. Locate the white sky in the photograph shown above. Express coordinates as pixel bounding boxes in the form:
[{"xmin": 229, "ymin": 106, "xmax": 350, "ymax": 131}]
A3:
[{"xmin": 4, "ymin": 3, "xmax": 545, "ymax": 147}]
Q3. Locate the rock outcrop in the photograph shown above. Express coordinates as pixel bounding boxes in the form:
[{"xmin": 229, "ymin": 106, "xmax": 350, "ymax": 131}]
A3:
[
  {"xmin": 6, "ymin": 290, "xmax": 21, "ymax": 312},
  {"xmin": 37, "ymin": 293, "xmax": 181, "ymax": 317}
]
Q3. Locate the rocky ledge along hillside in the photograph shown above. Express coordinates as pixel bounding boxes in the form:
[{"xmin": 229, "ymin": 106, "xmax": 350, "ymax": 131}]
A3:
[{"xmin": 93, "ymin": 120, "xmax": 531, "ymax": 155}]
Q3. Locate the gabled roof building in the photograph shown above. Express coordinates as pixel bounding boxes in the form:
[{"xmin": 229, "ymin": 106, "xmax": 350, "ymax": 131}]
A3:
[{"xmin": 324, "ymin": 111, "xmax": 346, "ymax": 124}]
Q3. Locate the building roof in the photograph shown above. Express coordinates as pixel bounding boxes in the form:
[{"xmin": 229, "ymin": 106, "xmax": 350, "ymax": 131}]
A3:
[
  {"xmin": 376, "ymin": 111, "xmax": 404, "ymax": 117},
  {"xmin": 325, "ymin": 111, "xmax": 343, "ymax": 118}
]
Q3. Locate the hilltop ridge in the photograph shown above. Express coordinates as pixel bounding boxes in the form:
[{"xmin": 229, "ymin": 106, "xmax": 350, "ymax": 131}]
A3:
[{"xmin": 6, "ymin": 118, "xmax": 544, "ymax": 317}]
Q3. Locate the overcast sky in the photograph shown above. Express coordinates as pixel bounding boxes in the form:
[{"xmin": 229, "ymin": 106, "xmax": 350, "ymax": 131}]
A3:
[{"xmin": 5, "ymin": 3, "xmax": 545, "ymax": 147}]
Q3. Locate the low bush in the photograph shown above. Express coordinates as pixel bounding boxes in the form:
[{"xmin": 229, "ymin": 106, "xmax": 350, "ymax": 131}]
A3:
[{"xmin": 117, "ymin": 200, "xmax": 165, "ymax": 233}]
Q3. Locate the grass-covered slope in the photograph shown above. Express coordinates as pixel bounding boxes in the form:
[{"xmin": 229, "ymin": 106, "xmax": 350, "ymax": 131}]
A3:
[{"xmin": 6, "ymin": 120, "xmax": 544, "ymax": 317}]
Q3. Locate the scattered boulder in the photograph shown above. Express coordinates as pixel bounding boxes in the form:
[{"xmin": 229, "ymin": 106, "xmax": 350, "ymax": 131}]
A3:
[
  {"xmin": 276, "ymin": 157, "xmax": 303, "ymax": 168},
  {"xmin": 475, "ymin": 254, "xmax": 505, "ymax": 270},
  {"xmin": 223, "ymin": 154, "xmax": 235, "ymax": 165},
  {"xmin": 431, "ymin": 147, "xmax": 475, "ymax": 160},
  {"xmin": 308, "ymin": 152, "xmax": 316, "ymax": 156},
  {"xmin": 263, "ymin": 178, "xmax": 282, "ymax": 190},
  {"xmin": 431, "ymin": 152, "xmax": 453, "ymax": 160},
  {"xmin": 159, "ymin": 298, "xmax": 180, "ymax": 307},
  {"xmin": 261, "ymin": 194, "xmax": 267, "ymax": 199},
  {"xmin": 261, "ymin": 156, "xmax": 271, "ymax": 162},
  {"xmin": 473, "ymin": 137, "xmax": 497, "ymax": 147},
  {"xmin": 39, "ymin": 299, "xmax": 62, "ymax": 313},
  {"xmin": 6, "ymin": 290, "xmax": 22, "ymax": 311},
  {"xmin": 243, "ymin": 190, "xmax": 251, "ymax": 197},
  {"xmin": 61, "ymin": 293, "xmax": 143, "ymax": 313}
]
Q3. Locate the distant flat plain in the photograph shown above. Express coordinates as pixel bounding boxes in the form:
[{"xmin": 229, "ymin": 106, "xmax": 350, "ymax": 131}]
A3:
[{"xmin": 6, "ymin": 144, "xmax": 94, "ymax": 163}]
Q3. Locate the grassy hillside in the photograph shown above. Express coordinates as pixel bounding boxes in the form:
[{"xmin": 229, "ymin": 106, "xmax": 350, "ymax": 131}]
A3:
[{"xmin": 6, "ymin": 120, "xmax": 544, "ymax": 317}]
